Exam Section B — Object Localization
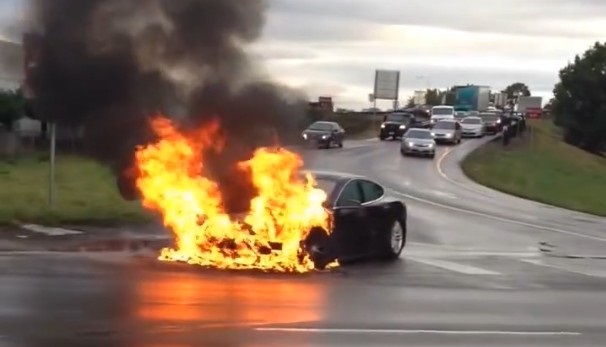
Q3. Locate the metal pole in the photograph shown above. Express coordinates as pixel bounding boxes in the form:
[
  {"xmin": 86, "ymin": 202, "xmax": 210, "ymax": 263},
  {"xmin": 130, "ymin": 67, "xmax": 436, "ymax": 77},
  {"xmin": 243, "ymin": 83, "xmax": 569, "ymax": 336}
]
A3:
[
  {"xmin": 49, "ymin": 122, "xmax": 56, "ymax": 208},
  {"xmin": 373, "ymin": 98, "xmax": 378, "ymax": 128}
]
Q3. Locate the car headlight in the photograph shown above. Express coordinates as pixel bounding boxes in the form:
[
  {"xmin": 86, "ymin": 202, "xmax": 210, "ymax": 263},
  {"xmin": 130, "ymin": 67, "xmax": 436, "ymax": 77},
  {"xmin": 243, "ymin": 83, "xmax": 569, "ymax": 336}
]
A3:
[
  {"xmin": 302, "ymin": 133, "xmax": 307, "ymax": 139},
  {"xmin": 431, "ymin": 132, "xmax": 436, "ymax": 136},
  {"xmin": 496, "ymin": 119, "xmax": 501, "ymax": 123},
  {"xmin": 399, "ymin": 125, "xmax": 406, "ymax": 129},
  {"xmin": 446, "ymin": 133, "xmax": 453, "ymax": 137},
  {"xmin": 408, "ymin": 141, "xmax": 414, "ymax": 147},
  {"xmin": 322, "ymin": 135, "xmax": 328, "ymax": 139},
  {"xmin": 381, "ymin": 124, "xmax": 386, "ymax": 128},
  {"xmin": 428, "ymin": 143, "xmax": 435, "ymax": 148}
]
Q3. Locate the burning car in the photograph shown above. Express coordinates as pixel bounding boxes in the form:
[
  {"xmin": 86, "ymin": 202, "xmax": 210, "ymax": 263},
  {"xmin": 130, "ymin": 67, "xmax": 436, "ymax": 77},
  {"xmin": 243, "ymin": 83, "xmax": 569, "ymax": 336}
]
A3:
[{"xmin": 125, "ymin": 116, "xmax": 406, "ymax": 273}]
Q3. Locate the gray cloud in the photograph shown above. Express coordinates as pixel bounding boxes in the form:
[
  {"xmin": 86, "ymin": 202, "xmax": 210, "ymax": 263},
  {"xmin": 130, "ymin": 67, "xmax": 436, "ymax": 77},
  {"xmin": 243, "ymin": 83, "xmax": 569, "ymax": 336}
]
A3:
[{"xmin": 266, "ymin": 0, "xmax": 606, "ymax": 40}]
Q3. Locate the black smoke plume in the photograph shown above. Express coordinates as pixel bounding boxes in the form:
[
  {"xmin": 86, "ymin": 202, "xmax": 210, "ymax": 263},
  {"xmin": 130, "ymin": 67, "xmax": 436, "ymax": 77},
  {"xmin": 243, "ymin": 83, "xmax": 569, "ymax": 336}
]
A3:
[{"xmin": 26, "ymin": 0, "xmax": 307, "ymax": 213}]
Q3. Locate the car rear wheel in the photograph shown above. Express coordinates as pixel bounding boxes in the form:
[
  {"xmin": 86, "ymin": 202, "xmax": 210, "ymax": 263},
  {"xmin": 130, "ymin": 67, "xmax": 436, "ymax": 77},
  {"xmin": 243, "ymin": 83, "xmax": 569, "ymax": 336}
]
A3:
[
  {"xmin": 304, "ymin": 227, "xmax": 336, "ymax": 270},
  {"xmin": 380, "ymin": 218, "xmax": 406, "ymax": 260}
]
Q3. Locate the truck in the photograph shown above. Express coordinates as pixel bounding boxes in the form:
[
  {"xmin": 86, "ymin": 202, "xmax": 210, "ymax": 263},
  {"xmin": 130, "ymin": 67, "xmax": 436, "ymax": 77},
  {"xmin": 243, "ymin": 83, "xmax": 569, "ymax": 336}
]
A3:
[
  {"xmin": 516, "ymin": 96, "xmax": 543, "ymax": 119},
  {"xmin": 451, "ymin": 85, "xmax": 490, "ymax": 113}
]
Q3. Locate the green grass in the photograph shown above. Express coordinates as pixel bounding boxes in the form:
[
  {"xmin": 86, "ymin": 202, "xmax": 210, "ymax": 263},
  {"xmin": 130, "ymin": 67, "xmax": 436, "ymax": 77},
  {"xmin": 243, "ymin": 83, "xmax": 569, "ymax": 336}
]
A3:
[
  {"xmin": 0, "ymin": 154, "xmax": 151, "ymax": 225},
  {"xmin": 462, "ymin": 120, "xmax": 606, "ymax": 216}
]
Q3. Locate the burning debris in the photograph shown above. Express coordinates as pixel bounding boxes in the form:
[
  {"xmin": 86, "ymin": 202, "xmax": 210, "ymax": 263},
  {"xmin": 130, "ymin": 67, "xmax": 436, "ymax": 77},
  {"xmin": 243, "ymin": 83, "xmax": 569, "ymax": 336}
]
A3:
[
  {"xmin": 25, "ymin": 0, "xmax": 329, "ymax": 271},
  {"xmin": 136, "ymin": 116, "xmax": 331, "ymax": 272}
]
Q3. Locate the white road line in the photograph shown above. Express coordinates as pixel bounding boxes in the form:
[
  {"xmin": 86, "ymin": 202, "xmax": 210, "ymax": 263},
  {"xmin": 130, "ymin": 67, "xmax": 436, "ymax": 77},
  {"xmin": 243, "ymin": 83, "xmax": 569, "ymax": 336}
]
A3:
[
  {"xmin": 20, "ymin": 224, "xmax": 83, "ymax": 236},
  {"xmin": 254, "ymin": 327, "xmax": 580, "ymax": 336},
  {"xmin": 520, "ymin": 258, "xmax": 606, "ymax": 278},
  {"xmin": 388, "ymin": 189, "xmax": 606, "ymax": 242},
  {"xmin": 406, "ymin": 257, "xmax": 501, "ymax": 275}
]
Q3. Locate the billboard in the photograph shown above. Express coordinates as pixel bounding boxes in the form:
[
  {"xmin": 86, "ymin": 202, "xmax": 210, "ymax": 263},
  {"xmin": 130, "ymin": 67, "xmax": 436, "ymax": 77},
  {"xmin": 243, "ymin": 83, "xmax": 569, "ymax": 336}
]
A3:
[{"xmin": 373, "ymin": 70, "xmax": 400, "ymax": 100}]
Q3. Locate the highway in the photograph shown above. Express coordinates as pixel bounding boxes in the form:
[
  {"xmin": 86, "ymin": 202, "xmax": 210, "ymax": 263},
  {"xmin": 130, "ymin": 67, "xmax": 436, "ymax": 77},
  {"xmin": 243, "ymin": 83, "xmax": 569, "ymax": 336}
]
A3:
[{"xmin": 1, "ymin": 136, "xmax": 605, "ymax": 346}]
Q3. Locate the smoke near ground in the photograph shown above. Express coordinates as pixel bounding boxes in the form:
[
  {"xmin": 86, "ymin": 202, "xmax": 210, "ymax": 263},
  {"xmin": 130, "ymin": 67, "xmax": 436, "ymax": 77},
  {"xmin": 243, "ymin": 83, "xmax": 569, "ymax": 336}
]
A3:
[{"xmin": 26, "ymin": 0, "xmax": 308, "ymax": 212}]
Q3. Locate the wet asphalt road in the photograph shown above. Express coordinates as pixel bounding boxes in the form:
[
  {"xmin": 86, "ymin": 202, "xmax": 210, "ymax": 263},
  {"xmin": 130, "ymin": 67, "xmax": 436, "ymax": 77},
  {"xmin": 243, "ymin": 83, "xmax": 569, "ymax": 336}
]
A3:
[{"xmin": 1, "ymin": 135, "xmax": 606, "ymax": 346}]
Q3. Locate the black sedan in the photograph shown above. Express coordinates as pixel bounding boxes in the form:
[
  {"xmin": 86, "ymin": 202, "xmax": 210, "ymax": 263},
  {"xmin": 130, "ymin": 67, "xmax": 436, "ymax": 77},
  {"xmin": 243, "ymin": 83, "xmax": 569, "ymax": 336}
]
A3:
[
  {"xmin": 302, "ymin": 171, "xmax": 407, "ymax": 269},
  {"xmin": 302, "ymin": 121, "xmax": 345, "ymax": 149},
  {"xmin": 379, "ymin": 112, "xmax": 430, "ymax": 140}
]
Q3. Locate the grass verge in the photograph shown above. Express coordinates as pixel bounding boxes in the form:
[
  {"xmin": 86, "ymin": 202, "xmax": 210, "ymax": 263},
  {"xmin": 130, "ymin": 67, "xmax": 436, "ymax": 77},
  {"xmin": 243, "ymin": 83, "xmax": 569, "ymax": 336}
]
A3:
[
  {"xmin": 461, "ymin": 120, "xmax": 606, "ymax": 216},
  {"xmin": 0, "ymin": 154, "xmax": 151, "ymax": 226}
]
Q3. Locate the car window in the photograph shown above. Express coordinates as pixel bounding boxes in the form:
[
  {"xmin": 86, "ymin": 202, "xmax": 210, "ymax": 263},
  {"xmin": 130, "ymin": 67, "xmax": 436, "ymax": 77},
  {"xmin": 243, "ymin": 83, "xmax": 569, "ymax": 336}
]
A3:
[
  {"xmin": 335, "ymin": 180, "xmax": 363, "ymax": 207},
  {"xmin": 433, "ymin": 121, "xmax": 455, "ymax": 129},
  {"xmin": 432, "ymin": 108, "xmax": 454, "ymax": 115},
  {"xmin": 386, "ymin": 113, "xmax": 411, "ymax": 122},
  {"xmin": 461, "ymin": 118, "xmax": 482, "ymax": 124},
  {"xmin": 359, "ymin": 180, "xmax": 384, "ymax": 203},
  {"xmin": 308, "ymin": 122, "xmax": 333, "ymax": 131},
  {"xmin": 405, "ymin": 129, "xmax": 432, "ymax": 139}
]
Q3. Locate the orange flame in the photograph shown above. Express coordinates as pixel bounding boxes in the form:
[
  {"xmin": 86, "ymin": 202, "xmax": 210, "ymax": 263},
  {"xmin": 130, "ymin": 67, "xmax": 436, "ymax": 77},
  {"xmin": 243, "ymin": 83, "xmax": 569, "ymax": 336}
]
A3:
[{"xmin": 134, "ymin": 115, "xmax": 332, "ymax": 272}]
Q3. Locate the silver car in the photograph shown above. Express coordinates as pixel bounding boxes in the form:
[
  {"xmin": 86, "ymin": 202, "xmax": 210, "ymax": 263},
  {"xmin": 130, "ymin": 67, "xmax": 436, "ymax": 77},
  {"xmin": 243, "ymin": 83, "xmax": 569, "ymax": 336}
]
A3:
[
  {"xmin": 431, "ymin": 120, "xmax": 462, "ymax": 145},
  {"xmin": 460, "ymin": 116, "xmax": 486, "ymax": 138},
  {"xmin": 400, "ymin": 128, "xmax": 436, "ymax": 158}
]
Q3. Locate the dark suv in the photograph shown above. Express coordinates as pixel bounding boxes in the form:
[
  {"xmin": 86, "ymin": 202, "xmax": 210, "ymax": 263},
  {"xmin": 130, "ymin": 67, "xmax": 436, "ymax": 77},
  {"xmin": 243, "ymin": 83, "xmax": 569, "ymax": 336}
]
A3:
[{"xmin": 379, "ymin": 112, "xmax": 429, "ymax": 140}]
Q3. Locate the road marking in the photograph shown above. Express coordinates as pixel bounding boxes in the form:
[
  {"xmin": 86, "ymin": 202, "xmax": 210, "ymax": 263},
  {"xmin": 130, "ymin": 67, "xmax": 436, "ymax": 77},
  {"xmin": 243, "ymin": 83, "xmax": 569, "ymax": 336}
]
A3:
[
  {"xmin": 406, "ymin": 257, "xmax": 501, "ymax": 275},
  {"xmin": 521, "ymin": 258, "xmax": 606, "ymax": 278},
  {"xmin": 388, "ymin": 189, "xmax": 606, "ymax": 242},
  {"xmin": 435, "ymin": 139, "xmax": 500, "ymax": 197},
  {"xmin": 20, "ymin": 224, "xmax": 83, "ymax": 236},
  {"xmin": 431, "ymin": 190, "xmax": 457, "ymax": 199},
  {"xmin": 254, "ymin": 327, "xmax": 580, "ymax": 336}
]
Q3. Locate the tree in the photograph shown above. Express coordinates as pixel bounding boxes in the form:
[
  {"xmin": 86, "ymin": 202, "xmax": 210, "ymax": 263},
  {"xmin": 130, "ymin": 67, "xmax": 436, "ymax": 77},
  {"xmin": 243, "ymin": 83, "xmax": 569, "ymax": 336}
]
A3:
[
  {"xmin": 502, "ymin": 82, "xmax": 531, "ymax": 99},
  {"xmin": 552, "ymin": 41, "xmax": 606, "ymax": 153},
  {"xmin": 405, "ymin": 96, "xmax": 415, "ymax": 107},
  {"xmin": 0, "ymin": 88, "xmax": 26, "ymax": 130},
  {"xmin": 425, "ymin": 89, "xmax": 443, "ymax": 105}
]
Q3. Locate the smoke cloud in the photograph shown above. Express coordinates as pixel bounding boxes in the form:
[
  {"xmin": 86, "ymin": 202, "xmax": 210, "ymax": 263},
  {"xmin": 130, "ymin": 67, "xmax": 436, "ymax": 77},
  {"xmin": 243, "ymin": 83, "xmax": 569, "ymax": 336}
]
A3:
[{"xmin": 26, "ymin": 0, "xmax": 308, "ymax": 212}]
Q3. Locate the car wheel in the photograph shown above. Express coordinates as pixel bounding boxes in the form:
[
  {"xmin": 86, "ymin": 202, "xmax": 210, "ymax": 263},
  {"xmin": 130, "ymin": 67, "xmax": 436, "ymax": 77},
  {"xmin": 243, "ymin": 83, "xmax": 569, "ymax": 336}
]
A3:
[
  {"xmin": 429, "ymin": 153, "xmax": 435, "ymax": 159},
  {"xmin": 379, "ymin": 136, "xmax": 386, "ymax": 141},
  {"xmin": 338, "ymin": 141, "xmax": 343, "ymax": 148},
  {"xmin": 304, "ymin": 227, "xmax": 336, "ymax": 270},
  {"xmin": 381, "ymin": 218, "xmax": 406, "ymax": 260},
  {"xmin": 400, "ymin": 148, "xmax": 407, "ymax": 156}
]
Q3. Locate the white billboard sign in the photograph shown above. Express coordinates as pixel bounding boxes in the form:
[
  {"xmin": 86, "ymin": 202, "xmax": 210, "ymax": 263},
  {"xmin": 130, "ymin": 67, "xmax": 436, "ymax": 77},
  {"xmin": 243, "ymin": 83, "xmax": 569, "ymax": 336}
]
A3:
[{"xmin": 374, "ymin": 70, "xmax": 400, "ymax": 100}]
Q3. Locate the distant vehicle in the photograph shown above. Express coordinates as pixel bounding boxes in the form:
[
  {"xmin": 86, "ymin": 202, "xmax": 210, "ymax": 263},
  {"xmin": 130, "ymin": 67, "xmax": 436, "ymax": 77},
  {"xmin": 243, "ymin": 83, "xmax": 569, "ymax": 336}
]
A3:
[
  {"xmin": 302, "ymin": 171, "xmax": 407, "ymax": 269},
  {"xmin": 302, "ymin": 121, "xmax": 345, "ymax": 149},
  {"xmin": 430, "ymin": 106, "xmax": 455, "ymax": 124},
  {"xmin": 460, "ymin": 116, "xmax": 486, "ymax": 138},
  {"xmin": 431, "ymin": 119, "xmax": 462, "ymax": 144},
  {"xmin": 478, "ymin": 112, "xmax": 502, "ymax": 134},
  {"xmin": 454, "ymin": 111, "xmax": 468, "ymax": 121},
  {"xmin": 400, "ymin": 128, "xmax": 436, "ymax": 158},
  {"xmin": 452, "ymin": 85, "xmax": 491, "ymax": 112},
  {"xmin": 379, "ymin": 112, "xmax": 429, "ymax": 140}
]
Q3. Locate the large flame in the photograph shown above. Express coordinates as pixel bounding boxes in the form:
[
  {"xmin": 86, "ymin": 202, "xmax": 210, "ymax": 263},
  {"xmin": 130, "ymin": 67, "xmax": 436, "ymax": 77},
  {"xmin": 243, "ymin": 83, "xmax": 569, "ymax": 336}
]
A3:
[{"xmin": 134, "ymin": 115, "xmax": 332, "ymax": 273}]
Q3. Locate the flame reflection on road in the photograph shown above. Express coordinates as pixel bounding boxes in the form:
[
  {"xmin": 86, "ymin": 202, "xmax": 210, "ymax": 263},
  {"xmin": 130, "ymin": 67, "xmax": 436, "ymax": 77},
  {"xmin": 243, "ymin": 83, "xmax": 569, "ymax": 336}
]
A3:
[{"xmin": 133, "ymin": 270, "xmax": 327, "ymax": 330}]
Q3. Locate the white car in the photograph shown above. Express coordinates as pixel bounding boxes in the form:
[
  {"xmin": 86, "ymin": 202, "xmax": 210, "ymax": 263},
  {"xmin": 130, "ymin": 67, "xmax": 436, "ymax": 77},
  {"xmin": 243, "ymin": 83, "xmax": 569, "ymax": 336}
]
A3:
[
  {"xmin": 460, "ymin": 116, "xmax": 486, "ymax": 138},
  {"xmin": 430, "ymin": 106, "xmax": 455, "ymax": 124}
]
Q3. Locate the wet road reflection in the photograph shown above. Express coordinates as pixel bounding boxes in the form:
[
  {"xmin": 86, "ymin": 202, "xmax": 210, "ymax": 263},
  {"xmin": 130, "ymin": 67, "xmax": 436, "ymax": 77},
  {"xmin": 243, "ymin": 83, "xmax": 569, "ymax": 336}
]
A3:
[{"xmin": 0, "ymin": 254, "xmax": 329, "ymax": 346}]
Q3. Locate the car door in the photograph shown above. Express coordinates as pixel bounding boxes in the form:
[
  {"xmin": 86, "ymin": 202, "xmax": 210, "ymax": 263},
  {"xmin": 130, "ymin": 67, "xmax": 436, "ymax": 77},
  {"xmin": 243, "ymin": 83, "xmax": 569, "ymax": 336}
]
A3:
[
  {"xmin": 334, "ymin": 123, "xmax": 345, "ymax": 142},
  {"xmin": 332, "ymin": 179, "xmax": 369, "ymax": 257},
  {"xmin": 358, "ymin": 180, "xmax": 389, "ymax": 252}
]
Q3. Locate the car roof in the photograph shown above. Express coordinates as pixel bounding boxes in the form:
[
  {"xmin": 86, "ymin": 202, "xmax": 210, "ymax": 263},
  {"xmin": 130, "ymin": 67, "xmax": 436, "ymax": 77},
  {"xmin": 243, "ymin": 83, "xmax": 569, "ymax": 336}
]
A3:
[
  {"xmin": 407, "ymin": 128, "xmax": 431, "ymax": 133},
  {"xmin": 435, "ymin": 119, "xmax": 457, "ymax": 123},
  {"xmin": 303, "ymin": 169, "xmax": 366, "ymax": 182},
  {"xmin": 462, "ymin": 116, "xmax": 481, "ymax": 120},
  {"xmin": 311, "ymin": 121, "xmax": 337, "ymax": 125}
]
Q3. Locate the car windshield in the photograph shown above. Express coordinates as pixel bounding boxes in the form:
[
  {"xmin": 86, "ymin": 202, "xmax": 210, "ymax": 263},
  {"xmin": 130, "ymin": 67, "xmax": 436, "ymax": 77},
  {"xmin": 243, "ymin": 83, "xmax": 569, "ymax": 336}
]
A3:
[
  {"xmin": 386, "ymin": 113, "xmax": 411, "ymax": 122},
  {"xmin": 481, "ymin": 114, "xmax": 499, "ymax": 122},
  {"xmin": 461, "ymin": 118, "xmax": 481, "ymax": 124},
  {"xmin": 308, "ymin": 122, "xmax": 334, "ymax": 131},
  {"xmin": 433, "ymin": 121, "xmax": 456, "ymax": 129},
  {"xmin": 314, "ymin": 178, "xmax": 337, "ymax": 196},
  {"xmin": 432, "ymin": 108, "xmax": 453, "ymax": 115},
  {"xmin": 406, "ymin": 130, "xmax": 432, "ymax": 139}
]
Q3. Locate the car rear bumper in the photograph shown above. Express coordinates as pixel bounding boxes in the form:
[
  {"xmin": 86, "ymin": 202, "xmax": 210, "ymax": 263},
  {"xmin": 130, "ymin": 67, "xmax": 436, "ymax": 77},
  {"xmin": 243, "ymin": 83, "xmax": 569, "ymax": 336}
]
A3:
[
  {"xmin": 433, "ymin": 136, "xmax": 456, "ymax": 143},
  {"xmin": 402, "ymin": 146, "xmax": 435, "ymax": 155},
  {"xmin": 462, "ymin": 130, "xmax": 483, "ymax": 137}
]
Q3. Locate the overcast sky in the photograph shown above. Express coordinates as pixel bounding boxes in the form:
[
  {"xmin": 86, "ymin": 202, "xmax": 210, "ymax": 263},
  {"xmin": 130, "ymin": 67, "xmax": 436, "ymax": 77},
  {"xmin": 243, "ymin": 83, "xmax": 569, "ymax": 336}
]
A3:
[{"xmin": 2, "ymin": 0, "xmax": 604, "ymax": 109}]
